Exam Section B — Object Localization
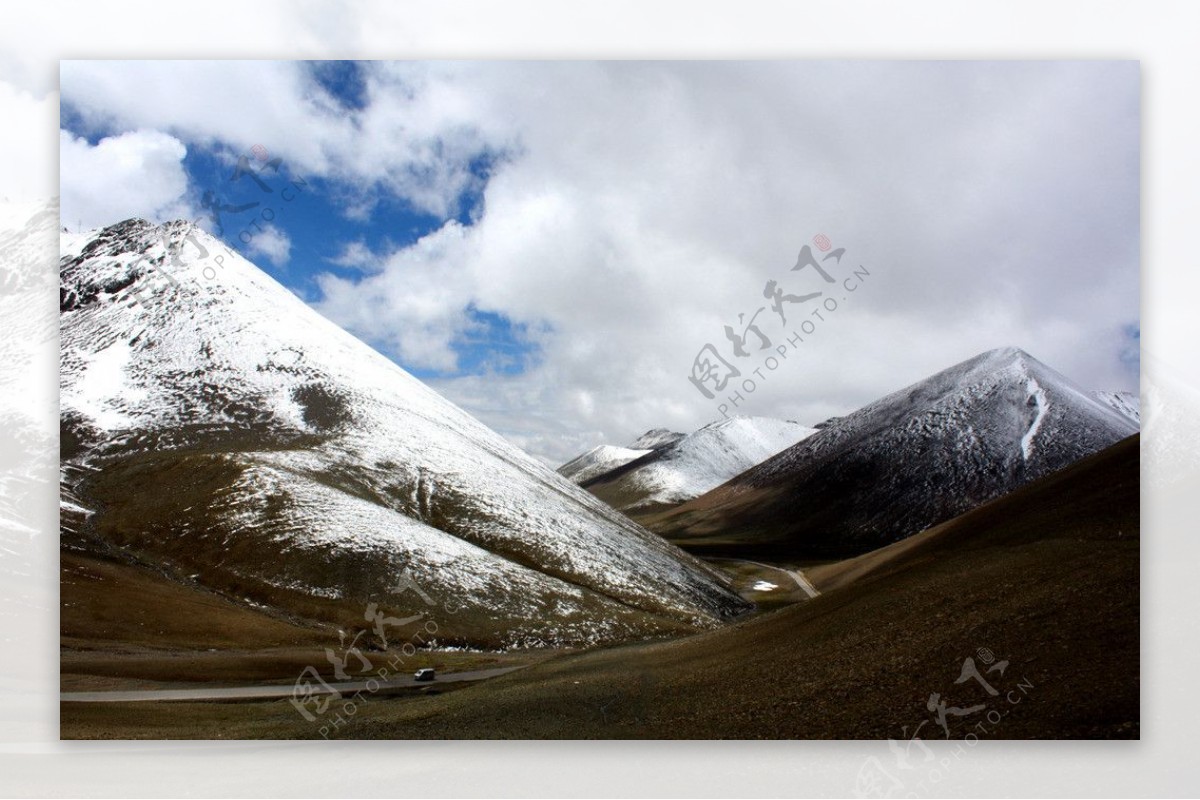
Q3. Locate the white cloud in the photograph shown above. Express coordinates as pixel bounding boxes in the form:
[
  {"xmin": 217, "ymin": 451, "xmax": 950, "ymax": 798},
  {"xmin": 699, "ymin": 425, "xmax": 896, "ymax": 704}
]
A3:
[
  {"xmin": 314, "ymin": 223, "xmax": 475, "ymax": 373},
  {"xmin": 242, "ymin": 222, "xmax": 292, "ymax": 267},
  {"xmin": 59, "ymin": 60, "xmax": 513, "ymax": 220},
  {"xmin": 58, "ymin": 61, "xmax": 1141, "ymax": 464},
  {"xmin": 328, "ymin": 239, "xmax": 382, "ymax": 271},
  {"xmin": 310, "ymin": 62, "xmax": 1140, "ymax": 463},
  {"xmin": 0, "ymin": 80, "xmax": 56, "ymax": 202},
  {"xmin": 59, "ymin": 129, "xmax": 192, "ymax": 231}
]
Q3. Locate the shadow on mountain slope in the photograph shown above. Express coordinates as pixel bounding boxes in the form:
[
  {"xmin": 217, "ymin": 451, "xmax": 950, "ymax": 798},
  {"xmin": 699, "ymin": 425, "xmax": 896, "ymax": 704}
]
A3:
[{"xmin": 63, "ymin": 436, "xmax": 1138, "ymax": 739}]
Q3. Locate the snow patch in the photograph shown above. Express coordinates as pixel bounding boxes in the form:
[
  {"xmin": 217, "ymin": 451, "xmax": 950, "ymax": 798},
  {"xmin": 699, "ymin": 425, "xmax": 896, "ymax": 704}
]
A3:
[
  {"xmin": 558, "ymin": 445, "xmax": 652, "ymax": 485},
  {"xmin": 67, "ymin": 339, "xmax": 146, "ymax": 430},
  {"xmin": 1020, "ymin": 376, "xmax": 1049, "ymax": 461},
  {"xmin": 1093, "ymin": 390, "xmax": 1140, "ymax": 426}
]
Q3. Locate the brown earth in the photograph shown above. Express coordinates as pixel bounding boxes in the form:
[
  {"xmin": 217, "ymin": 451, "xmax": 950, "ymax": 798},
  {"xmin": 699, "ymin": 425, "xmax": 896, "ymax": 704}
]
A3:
[{"xmin": 62, "ymin": 436, "xmax": 1138, "ymax": 739}]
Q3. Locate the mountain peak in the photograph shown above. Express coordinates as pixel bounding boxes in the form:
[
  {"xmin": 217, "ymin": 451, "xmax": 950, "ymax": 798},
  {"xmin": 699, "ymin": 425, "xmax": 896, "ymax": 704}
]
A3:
[
  {"xmin": 628, "ymin": 428, "xmax": 686, "ymax": 451},
  {"xmin": 653, "ymin": 347, "xmax": 1137, "ymax": 557},
  {"xmin": 583, "ymin": 417, "xmax": 817, "ymax": 516},
  {"xmin": 986, "ymin": 345, "xmax": 1030, "ymax": 359},
  {"xmin": 60, "ymin": 220, "xmax": 749, "ymax": 648},
  {"xmin": 557, "ymin": 444, "xmax": 653, "ymax": 484},
  {"xmin": 967, "ymin": 345, "xmax": 1038, "ymax": 372}
]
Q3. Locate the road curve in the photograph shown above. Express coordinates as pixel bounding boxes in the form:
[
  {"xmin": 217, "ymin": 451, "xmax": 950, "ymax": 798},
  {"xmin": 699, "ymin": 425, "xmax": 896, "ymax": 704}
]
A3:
[
  {"xmin": 62, "ymin": 666, "xmax": 525, "ymax": 703},
  {"xmin": 719, "ymin": 558, "xmax": 821, "ymax": 599},
  {"xmin": 785, "ymin": 568, "xmax": 821, "ymax": 599}
]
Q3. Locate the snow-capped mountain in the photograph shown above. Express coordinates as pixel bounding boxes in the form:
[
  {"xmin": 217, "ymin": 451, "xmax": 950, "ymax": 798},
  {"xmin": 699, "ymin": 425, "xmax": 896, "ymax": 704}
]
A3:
[
  {"xmin": 653, "ymin": 347, "xmax": 1139, "ymax": 557},
  {"xmin": 628, "ymin": 428, "xmax": 686, "ymax": 451},
  {"xmin": 59, "ymin": 218, "xmax": 747, "ymax": 649},
  {"xmin": 557, "ymin": 445, "xmax": 652, "ymax": 485},
  {"xmin": 1094, "ymin": 390, "xmax": 1140, "ymax": 425},
  {"xmin": 578, "ymin": 417, "xmax": 817, "ymax": 517},
  {"xmin": 556, "ymin": 427, "xmax": 689, "ymax": 490}
]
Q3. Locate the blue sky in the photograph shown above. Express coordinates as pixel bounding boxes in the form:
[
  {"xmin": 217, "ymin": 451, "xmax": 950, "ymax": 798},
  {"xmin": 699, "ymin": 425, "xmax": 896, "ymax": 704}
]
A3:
[
  {"xmin": 56, "ymin": 60, "xmax": 1141, "ymax": 464},
  {"xmin": 61, "ymin": 64, "xmax": 537, "ymax": 382}
]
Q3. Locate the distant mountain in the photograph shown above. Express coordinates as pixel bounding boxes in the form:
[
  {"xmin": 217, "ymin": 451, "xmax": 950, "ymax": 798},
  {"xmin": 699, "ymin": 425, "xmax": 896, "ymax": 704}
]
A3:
[
  {"xmin": 59, "ymin": 218, "xmax": 748, "ymax": 650},
  {"xmin": 1094, "ymin": 390, "xmax": 1140, "ymax": 425},
  {"xmin": 652, "ymin": 347, "xmax": 1138, "ymax": 558},
  {"xmin": 577, "ymin": 417, "xmax": 817, "ymax": 518},
  {"xmin": 628, "ymin": 428, "xmax": 686, "ymax": 451},
  {"xmin": 557, "ymin": 445, "xmax": 652, "ymax": 485}
]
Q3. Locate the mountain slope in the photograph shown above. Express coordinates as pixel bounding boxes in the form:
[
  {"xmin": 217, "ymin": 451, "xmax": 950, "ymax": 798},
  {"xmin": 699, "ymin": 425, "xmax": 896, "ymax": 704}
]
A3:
[
  {"xmin": 580, "ymin": 417, "xmax": 817, "ymax": 518},
  {"xmin": 357, "ymin": 435, "xmax": 1139, "ymax": 740},
  {"xmin": 555, "ymin": 428, "xmax": 685, "ymax": 488},
  {"xmin": 650, "ymin": 347, "xmax": 1138, "ymax": 558},
  {"xmin": 806, "ymin": 434, "xmax": 1139, "ymax": 593},
  {"xmin": 557, "ymin": 445, "xmax": 652, "ymax": 485},
  {"xmin": 59, "ymin": 218, "xmax": 748, "ymax": 650},
  {"xmin": 628, "ymin": 428, "xmax": 685, "ymax": 451},
  {"xmin": 1094, "ymin": 390, "xmax": 1140, "ymax": 425},
  {"xmin": 74, "ymin": 436, "xmax": 1138, "ymax": 739}
]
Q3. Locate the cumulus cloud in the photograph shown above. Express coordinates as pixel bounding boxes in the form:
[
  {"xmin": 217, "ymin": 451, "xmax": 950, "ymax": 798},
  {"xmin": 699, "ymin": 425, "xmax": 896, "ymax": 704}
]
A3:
[
  {"xmin": 328, "ymin": 239, "xmax": 383, "ymax": 271},
  {"xmin": 58, "ymin": 61, "xmax": 1141, "ymax": 464},
  {"xmin": 0, "ymin": 80, "xmax": 56, "ymax": 201},
  {"xmin": 59, "ymin": 60, "xmax": 511, "ymax": 220},
  {"xmin": 59, "ymin": 129, "xmax": 192, "ymax": 231},
  {"xmin": 316, "ymin": 62, "xmax": 1140, "ymax": 460},
  {"xmin": 315, "ymin": 223, "xmax": 476, "ymax": 372},
  {"xmin": 242, "ymin": 222, "xmax": 292, "ymax": 267}
]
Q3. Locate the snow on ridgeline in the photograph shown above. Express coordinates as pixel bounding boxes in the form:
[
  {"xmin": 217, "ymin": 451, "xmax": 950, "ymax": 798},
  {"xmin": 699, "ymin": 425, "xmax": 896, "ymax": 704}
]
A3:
[
  {"xmin": 651, "ymin": 346, "xmax": 1140, "ymax": 558},
  {"xmin": 59, "ymin": 218, "xmax": 749, "ymax": 648},
  {"xmin": 557, "ymin": 445, "xmax": 652, "ymax": 485},
  {"xmin": 1093, "ymin": 390, "xmax": 1140, "ymax": 426},
  {"xmin": 628, "ymin": 428, "xmax": 685, "ymax": 451},
  {"xmin": 572, "ymin": 416, "xmax": 818, "ymax": 514}
]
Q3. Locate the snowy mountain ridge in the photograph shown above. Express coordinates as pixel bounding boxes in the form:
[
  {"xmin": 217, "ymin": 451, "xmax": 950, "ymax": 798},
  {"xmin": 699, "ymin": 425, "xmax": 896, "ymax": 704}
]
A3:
[
  {"xmin": 557, "ymin": 444, "xmax": 653, "ymax": 485},
  {"xmin": 575, "ymin": 416, "xmax": 817, "ymax": 516},
  {"xmin": 1093, "ymin": 390, "xmax": 1140, "ymax": 425},
  {"xmin": 653, "ymin": 347, "xmax": 1138, "ymax": 557},
  {"xmin": 749, "ymin": 347, "xmax": 1134, "ymax": 486},
  {"xmin": 628, "ymin": 428, "xmax": 686, "ymax": 451},
  {"xmin": 59, "ymin": 218, "xmax": 748, "ymax": 648}
]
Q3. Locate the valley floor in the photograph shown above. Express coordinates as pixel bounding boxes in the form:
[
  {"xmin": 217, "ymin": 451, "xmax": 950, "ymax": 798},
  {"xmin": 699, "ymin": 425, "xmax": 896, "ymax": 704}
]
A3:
[{"xmin": 60, "ymin": 436, "xmax": 1139, "ymax": 740}]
